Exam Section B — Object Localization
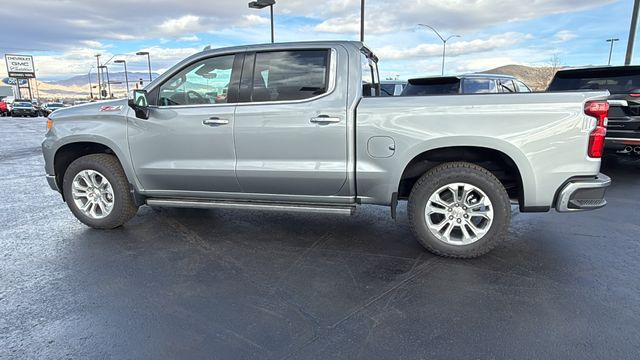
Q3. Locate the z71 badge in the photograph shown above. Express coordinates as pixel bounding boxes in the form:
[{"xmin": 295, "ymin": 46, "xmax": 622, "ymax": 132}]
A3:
[{"xmin": 99, "ymin": 105, "xmax": 123, "ymax": 112}]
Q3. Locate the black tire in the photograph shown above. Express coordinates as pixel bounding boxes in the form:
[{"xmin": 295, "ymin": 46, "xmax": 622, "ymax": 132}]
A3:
[
  {"xmin": 63, "ymin": 153, "xmax": 139, "ymax": 229},
  {"xmin": 408, "ymin": 162, "xmax": 511, "ymax": 258}
]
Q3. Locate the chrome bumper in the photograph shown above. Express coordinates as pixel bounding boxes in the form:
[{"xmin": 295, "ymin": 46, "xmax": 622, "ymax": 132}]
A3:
[{"xmin": 555, "ymin": 174, "xmax": 611, "ymax": 212}]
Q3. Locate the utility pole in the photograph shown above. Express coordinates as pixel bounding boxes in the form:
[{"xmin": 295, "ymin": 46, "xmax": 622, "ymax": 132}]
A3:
[
  {"xmin": 626, "ymin": 0, "xmax": 640, "ymax": 65},
  {"xmin": 95, "ymin": 54, "xmax": 102, "ymax": 99},
  {"xmin": 360, "ymin": 0, "xmax": 365, "ymax": 42},
  {"xmin": 607, "ymin": 38, "xmax": 619, "ymax": 65}
]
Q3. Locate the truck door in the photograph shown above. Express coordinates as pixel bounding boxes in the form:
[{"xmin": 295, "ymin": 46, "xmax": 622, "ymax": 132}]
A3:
[
  {"xmin": 233, "ymin": 48, "xmax": 348, "ymax": 196},
  {"xmin": 127, "ymin": 53, "xmax": 243, "ymax": 194}
]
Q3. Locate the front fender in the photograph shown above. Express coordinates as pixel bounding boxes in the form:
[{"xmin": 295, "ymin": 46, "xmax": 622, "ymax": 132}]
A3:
[{"xmin": 42, "ymin": 110, "xmax": 142, "ymax": 192}]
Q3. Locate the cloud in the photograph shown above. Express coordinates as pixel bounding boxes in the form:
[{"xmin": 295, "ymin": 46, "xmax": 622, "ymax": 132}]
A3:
[
  {"xmin": 177, "ymin": 35, "xmax": 201, "ymax": 42},
  {"xmin": 240, "ymin": 14, "xmax": 270, "ymax": 26},
  {"xmin": 306, "ymin": 0, "xmax": 617, "ymax": 35},
  {"xmin": 158, "ymin": 15, "xmax": 203, "ymax": 37},
  {"xmin": 553, "ymin": 30, "xmax": 578, "ymax": 43},
  {"xmin": 377, "ymin": 32, "xmax": 529, "ymax": 60}
]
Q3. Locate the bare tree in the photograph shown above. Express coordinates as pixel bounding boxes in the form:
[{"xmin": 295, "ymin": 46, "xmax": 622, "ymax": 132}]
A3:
[{"xmin": 528, "ymin": 54, "xmax": 562, "ymax": 91}]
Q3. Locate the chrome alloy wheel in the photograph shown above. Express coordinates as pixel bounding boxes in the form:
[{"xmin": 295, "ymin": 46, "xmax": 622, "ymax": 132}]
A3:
[
  {"xmin": 71, "ymin": 170, "xmax": 114, "ymax": 219},
  {"xmin": 424, "ymin": 182, "xmax": 494, "ymax": 245}
]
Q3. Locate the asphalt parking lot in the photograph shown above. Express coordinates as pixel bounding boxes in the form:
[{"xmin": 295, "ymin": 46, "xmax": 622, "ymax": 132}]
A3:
[{"xmin": 1, "ymin": 116, "xmax": 639, "ymax": 359}]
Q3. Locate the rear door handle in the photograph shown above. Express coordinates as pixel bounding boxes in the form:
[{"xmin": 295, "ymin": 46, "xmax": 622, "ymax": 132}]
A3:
[
  {"xmin": 310, "ymin": 115, "xmax": 341, "ymax": 124},
  {"xmin": 203, "ymin": 117, "xmax": 229, "ymax": 126}
]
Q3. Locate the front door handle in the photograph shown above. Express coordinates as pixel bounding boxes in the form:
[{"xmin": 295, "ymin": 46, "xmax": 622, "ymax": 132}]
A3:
[
  {"xmin": 310, "ymin": 115, "xmax": 341, "ymax": 124},
  {"xmin": 203, "ymin": 117, "xmax": 229, "ymax": 126}
]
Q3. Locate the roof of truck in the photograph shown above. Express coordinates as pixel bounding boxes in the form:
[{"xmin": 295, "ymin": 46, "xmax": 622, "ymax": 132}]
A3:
[
  {"xmin": 408, "ymin": 74, "xmax": 517, "ymax": 82},
  {"xmin": 198, "ymin": 40, "xmax": 365, "ymax": 56},
  {"xmin": 556, "ymin": 65, "xmax": 640, "ymax": 73}
]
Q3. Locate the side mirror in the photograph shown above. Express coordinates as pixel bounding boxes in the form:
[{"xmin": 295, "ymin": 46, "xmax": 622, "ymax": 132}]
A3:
[{"xmin": 128, "ymin": 89, "xmax": 150, "ymax": 119}]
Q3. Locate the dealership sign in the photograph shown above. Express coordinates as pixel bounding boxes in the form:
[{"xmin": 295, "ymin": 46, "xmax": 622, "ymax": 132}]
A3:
[
  {"xmin": 1, "ymin": 77, "xmax": 28, "ymax": 86},
  {"xmin": 5, "ymin": 54, "xmax": 35, "ymax": 78}
]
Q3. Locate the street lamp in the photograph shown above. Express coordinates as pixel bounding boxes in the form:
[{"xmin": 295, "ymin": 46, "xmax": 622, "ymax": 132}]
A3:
[
  {"xmin": 418, "ymin": 24, "xmax": 461, "ymax": 76},
  {"xmin": 94, "ymin": 54, "xmax": 102, "ymax": 99},
  {"xmin": 248, "ymin": 0, "xmax": 275, "ymax": 43},
  {"xmin": 136, "ymin": 51, "xmax": 152, "ymax": 83},
  {"xmin": 114, "ymin": 60, "xmax": 130, "ymax": 95},
  {"xmin": 98, "ymin": 65, "xmax": 112, "ymax": 98},
  {"xmin": 606, "ymin": 38, "xmax": 620, "ymax": 65}
]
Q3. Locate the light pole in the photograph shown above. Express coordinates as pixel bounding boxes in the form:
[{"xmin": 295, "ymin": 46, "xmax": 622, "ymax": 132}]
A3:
[
  {"xmin": 626, "ymin": 0, "xmax": 639, "ymax": 65},
  {"xmin": 88, "ymin": 66, "xmax": 94, "ymax": 99},
  {"xmin": 607, "ymin": 38, "xmax": 620, "ymax": 65},
  {"xmin": 248, "ymin": 0, "xmax": 276, "ymax": 43},
  {"xmin": 95, "ymin": 54, "xmax": 102, "ymax": 99},
  {"xmin": 418, "ymin": 24, "xmax": 460, "ymax": 76},
  {"xmin": 136, "ymin": 51, "xmax": 152, "ymax": 83},
  {"xmin": 114, "ymin": 60, "xmax": 130, "ymax": 95},
  {"xmin": 98, "ymin": 65, "xmax": 112, "ymax": 98},
  {"xmin": 360, "ymin": 0, "xmax": 365, "ymax": 42}
]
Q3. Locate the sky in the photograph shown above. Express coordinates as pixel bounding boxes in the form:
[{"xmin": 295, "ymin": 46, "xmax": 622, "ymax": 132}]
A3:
[{"xmin": 0, "ymin": 0, "xmax": 636, "ymax": 81}]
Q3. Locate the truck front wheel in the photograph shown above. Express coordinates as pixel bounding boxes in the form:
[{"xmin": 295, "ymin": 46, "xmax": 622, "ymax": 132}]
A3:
[
  {"xmin": 62, "ymin": 154, "xmax": 139, "ymax": 229},
  {"xmin": 408, "ymin": 162, "xmax": 511, "ymax": 258}
]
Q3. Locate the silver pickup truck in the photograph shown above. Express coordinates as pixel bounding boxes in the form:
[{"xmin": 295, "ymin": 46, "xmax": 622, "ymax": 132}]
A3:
[{"xmin": 42, "ymin": 41, "xmax": 611, "ymax": 258}]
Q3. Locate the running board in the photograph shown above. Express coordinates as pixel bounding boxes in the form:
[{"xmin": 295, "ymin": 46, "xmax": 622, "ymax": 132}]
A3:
[{"xmin": 146, "ymin": 198, "xmax": 356, "ymax": 215}]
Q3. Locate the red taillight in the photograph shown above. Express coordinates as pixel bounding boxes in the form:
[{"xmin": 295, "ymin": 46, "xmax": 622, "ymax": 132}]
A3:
[
  {"xmin": 630, "ymin": 93, "xmax": 640, "ymax": 97},
  {"xmin": 585, "ymin": 100, "xmax": 609, "ymax": 158}
]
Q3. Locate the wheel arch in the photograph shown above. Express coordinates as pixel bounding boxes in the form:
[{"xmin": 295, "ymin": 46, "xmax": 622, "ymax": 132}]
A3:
[
  {"xmin": 53, "ymin": 138, "xmax": 138, "ymax": 197},
  {"xmin": 395, "ymin": 140, "xmax": 535, "ymax": 211}
]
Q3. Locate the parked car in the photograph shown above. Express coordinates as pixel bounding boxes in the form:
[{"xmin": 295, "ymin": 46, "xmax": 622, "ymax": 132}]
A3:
[
  {"xmin": 0, "ymin": 100, "xmax": 8, "ymax": 117},
  {"xmin": 41, "ymin": 103, "xmax": 66, "ymax": 116},
  {"xmin": 402, "ymin": 74, "xmax": 531, "ymax": 96},
  {"xmin": 42, "ymin": 41, "xmax": 610, "ymax": 259},
  {"xmin": 380, "ymin": 80, "xmax": 406, "ymax": 96},
  {"xmin": 547, "ymin": 65, "xmax": 640, "ymax": 157},
  {"xmin": 10, "ymin": 101, "xmax": 38, "ymax": 117}
]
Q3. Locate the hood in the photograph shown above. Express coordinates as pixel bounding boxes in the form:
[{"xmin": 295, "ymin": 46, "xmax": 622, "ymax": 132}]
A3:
[{"xmin": 49, "ymin": 98, "xmax": 128, "ymax": 120}]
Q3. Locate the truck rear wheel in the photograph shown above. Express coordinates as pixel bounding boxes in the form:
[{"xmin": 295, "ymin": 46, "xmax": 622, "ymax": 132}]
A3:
[
  {"xmin": 408, "ymin": 162, "xmax": 511, "ymax": 258},
  {"xmin": 62, "ymin": 154, "xmax": 139, "ymax": 229}
]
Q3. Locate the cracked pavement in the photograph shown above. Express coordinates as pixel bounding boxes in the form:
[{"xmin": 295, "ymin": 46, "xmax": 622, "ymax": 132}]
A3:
[{"xmin": 1, "ymin": 117, "xmax": 639, "ymax": 359}]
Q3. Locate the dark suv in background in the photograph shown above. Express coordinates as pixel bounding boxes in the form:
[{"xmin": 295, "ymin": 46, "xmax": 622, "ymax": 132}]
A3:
[
  {"xmin": 401, "ymin": 74, "xmax": 531, "ymax": 96},
  {"xmin": 548, "ymin": 66, "xmax": 640, "ymax": 157}
]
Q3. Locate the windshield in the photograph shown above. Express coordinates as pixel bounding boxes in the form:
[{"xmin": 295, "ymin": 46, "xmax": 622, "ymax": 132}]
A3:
[
  {"xmin": 402, "ymin": 78, "xmax": 460, "ymax": 96},
  {"xmin": 548, "ymin": 68, "xmax": 640, "ymax": 94},
  {"xmin": 49, "ymin": 103, "xmax": 64, "ymax": 108},
  {"xmin": 15, "ymin": 102, "xmax": 32, "ymax": 107}
]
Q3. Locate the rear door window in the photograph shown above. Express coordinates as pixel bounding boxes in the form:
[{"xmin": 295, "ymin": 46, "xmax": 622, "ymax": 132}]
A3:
[
  {"xmin": 462, "ymin": 79, "xmax": 498, "ymax": 93},
  {"xmin": 250, "ymin": 50, "xmax": 329, "ymax": 102},
  {"xmin": 498, "ymin": 79, "xmax": 516, "ymax": 93}
]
